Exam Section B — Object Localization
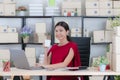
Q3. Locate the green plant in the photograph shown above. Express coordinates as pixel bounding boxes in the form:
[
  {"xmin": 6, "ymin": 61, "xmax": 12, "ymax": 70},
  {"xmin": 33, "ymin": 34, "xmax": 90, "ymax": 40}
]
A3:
[
  {"xmin": 93, "ymin": 56, "xmax": 109, "ymax": 67},
  {"xmin": 109, "ymin": 15, "xmax": 120, "ymax": 28},
  {"xmin": 115, "ymin": 75, "xmax": 120, "ymax": 80}
]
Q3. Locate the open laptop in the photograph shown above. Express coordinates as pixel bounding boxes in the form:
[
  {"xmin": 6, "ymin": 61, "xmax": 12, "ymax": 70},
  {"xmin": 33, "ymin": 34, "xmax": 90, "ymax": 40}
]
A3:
[{"xmin": 10, "ymin": 49, "xmax": 44, "ymax": 70}]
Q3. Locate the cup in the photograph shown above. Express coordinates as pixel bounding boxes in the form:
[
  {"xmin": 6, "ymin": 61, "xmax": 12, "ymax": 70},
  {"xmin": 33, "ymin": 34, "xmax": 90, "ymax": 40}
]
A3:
[{"xmin": 2, "ymin": 60, "xmax": 10, "ymax": 72}]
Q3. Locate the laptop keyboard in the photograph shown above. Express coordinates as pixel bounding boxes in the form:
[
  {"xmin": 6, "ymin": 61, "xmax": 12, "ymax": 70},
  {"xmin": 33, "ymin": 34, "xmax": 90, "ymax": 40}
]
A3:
[{"xmin": 30, "ymin": 66, "xmax": 45, "ymax": 70}]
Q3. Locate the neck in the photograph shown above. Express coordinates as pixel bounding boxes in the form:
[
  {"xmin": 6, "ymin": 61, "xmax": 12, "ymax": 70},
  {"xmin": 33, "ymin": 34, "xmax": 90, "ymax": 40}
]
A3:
[{"xmin": 59, "ymin": 39, "xmax": 69, "ymax": 46}]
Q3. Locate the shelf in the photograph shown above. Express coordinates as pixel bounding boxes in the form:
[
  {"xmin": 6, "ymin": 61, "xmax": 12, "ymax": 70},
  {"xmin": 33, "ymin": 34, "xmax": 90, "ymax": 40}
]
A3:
[
  {"xmin": 0, "ymin": 16, "xmax": 52, "ymax": 18},
  {"xmin": 23, "ymin": 43, "xmax": 43, "ymax": 45},
  {"xmin": 91, "ymin": 42, "xmax": 112, "ymax": 45},
  {"xmin": 83, "ymin": 16, "xmax": 114, "ymax": 18},
  {"xmin": 0, "ymin": 16, "xmax": 116, "ymax": 18},
  {"xmin": 0, "ymin": 43, "xmax": 22, "ymax": 45}
]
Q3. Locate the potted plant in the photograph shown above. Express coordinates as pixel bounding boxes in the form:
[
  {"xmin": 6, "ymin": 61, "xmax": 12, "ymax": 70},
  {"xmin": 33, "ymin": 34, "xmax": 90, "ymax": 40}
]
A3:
[
  {"xmin": 20, "ymin": 25, "xmax": 32, "ymax": 43},
  {"xmin": 109, "ymin": 15, "xmax": 120, "ymax": 28},
  {"xmin": 93, "ymin": 56, "xmax": 109, "ymax": 72},
  {"xmin": 16, "ymin": 6, "xmax": 27, "ymax": 16}
]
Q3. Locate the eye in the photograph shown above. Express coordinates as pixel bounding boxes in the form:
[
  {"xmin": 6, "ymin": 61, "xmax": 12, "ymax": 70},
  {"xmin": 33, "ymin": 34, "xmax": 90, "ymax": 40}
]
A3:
[
  {"xmin": 55, "ymin": 30, "xmax": 58, "ymax": 32},
  {"xmin": 60, "ymin": 30, "xmax": 63, "ymax": 32}
]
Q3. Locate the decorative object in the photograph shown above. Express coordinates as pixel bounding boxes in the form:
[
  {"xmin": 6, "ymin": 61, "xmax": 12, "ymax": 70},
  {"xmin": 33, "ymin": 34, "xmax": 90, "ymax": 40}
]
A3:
[
  {"xmin": 20, "ymin": 25, "xmax": 32, "ymax": 43},
  {"xmin": 92, "ymin": 56, "xmax": 109, "ymax": 71},
  {"xmin": 109, "ymin": 15, "xmax": 120, "ymax": 28},
  {"xmin": 16, "ymin": 6, "xmax": 27, "ymax": 16}
]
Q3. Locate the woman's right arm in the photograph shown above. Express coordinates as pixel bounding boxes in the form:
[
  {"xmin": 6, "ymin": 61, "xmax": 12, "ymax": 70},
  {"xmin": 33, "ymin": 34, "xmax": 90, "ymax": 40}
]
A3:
[{"xmin": 43, "ymin": 48, "xmax": 51, "ymax": 65}]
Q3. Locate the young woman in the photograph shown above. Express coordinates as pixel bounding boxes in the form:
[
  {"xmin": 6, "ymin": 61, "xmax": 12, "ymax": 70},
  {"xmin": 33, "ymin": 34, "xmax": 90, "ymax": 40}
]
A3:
[{"xmin": 42, "ymin": 21, "xmax": 83, "ymax": 80}]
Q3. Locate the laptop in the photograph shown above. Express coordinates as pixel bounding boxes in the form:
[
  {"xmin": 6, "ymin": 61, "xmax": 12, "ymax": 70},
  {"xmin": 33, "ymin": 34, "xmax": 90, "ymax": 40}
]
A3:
[{"xmin": 10, "ymin": 49, "xmax": 44, "ymax": 70}]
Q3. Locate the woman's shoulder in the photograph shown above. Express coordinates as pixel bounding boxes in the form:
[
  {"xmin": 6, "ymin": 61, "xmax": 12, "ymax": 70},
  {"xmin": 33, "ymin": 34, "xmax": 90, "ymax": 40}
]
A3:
[{"xmin": 69, "ymin": 41, "xmax": 77, "ymax": 46}]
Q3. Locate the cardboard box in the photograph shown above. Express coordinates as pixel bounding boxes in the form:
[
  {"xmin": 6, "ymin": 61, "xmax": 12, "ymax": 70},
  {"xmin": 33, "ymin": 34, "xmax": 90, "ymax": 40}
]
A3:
[
  {"xmin": 34, "ymin": 33, "xmax": 47, "ymax": 43},
  {"xmin": 0, "ymin": 4, "xmax": 4, "ymax": 16},
  {"xmin": 93, "ymin": 30, "xmax": 105, "ymax": 43},
  {"xmin": 0, "ymin": 33, "xmax": 18, "ymax": 43},
  {"xmin": 62, "ymin": 1, "xmax": 81, "ymax": 8},
  {"xmin": 35, "ymin": 23, "xmax": 46, "ymax": 33},
  {"xmin": 86, "ymin": 1, "xmax": 99, "ymax": 8},
  {"xmin": 25, "ymin": 47, "xmax": 36, "ymax": 58},
  {"xmin": 86, "ymin": 9, "xmax": 99, "ymax": 16},
  {"xmin": 105, "ymin": 31, "xmax": 113, "ymax": 42},
  {"xmin": 4, "ymin": 4, "xmax": 16, "ymax": 16},
  {"xmin": 99, "ymin": 9, "xmax": 113, "ymax": 16},
  {"xmin": 99, "ymin": 1, "xmax": 112, "ymax": 9},
  {"xmin": 113, "ymin": 1, "xmax": 120, "ymax": 9},
  {"xmin": 113, "ymin": 26, "xmax": 120, "ymax": 36}
]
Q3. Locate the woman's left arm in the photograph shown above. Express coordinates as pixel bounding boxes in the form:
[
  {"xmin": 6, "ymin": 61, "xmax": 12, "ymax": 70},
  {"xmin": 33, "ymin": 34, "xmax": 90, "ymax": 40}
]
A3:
[{"xmin": 43, "ymin": 48, "xmax": 74, "ymax": 69}]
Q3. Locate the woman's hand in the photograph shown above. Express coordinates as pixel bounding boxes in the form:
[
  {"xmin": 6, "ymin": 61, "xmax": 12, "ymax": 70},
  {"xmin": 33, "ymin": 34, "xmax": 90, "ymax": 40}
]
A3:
[{"xmin": 35, "ymin": 63, "xmax": 42, "ymax": 67}]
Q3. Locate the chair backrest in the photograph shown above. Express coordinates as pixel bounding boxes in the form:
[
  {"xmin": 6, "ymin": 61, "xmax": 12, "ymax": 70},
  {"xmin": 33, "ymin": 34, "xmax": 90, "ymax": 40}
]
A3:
[{"xmin": 71, "ymin": 37, "xmax": 91, "ymax": 66}]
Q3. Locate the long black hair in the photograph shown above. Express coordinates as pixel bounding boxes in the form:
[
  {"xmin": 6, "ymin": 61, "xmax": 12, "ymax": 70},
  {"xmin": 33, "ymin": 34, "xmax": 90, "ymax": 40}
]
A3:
[{"xmin": 55, "ymin": 21, "xmax": 71, "ymax": 41}]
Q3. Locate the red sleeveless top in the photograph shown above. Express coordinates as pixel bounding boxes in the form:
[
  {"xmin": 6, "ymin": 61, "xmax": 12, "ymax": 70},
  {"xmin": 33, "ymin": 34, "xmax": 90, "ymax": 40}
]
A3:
[{"xmin": 47, "ymin": 42, "xmax": 82, "ymax": 80}]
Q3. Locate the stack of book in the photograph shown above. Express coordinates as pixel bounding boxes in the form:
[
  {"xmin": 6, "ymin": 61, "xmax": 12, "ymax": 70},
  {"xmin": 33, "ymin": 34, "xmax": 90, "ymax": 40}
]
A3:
[
  {"xmin": 29, "ymin": 4, "xmax": 43, "ymax": 16},
  {"xmin": 45, "ymin": 7, "xmax": 60, "ymax": 16}
]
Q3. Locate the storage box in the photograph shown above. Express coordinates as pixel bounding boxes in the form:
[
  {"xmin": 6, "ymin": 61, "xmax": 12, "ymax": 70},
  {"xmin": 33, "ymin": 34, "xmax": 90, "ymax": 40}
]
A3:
[
  {"xmin": 71, "ymin": 32, "xmax": 81, "ymax": 37},
  {"xmin": 99, "ymin": 9, "xmax": 113, "ymax": 16},
  {"xmin": 0, "ymin": 26, "xmax": 8, "ymax": 32},
  {"xmin": 34, "ymin": 33, "xmax": 47, "ymax": 43},
  {"xmin": 86, "ymin": 9, "xmax": 99, "ymax": 16},
  {"xmin": 113, "ymin": 1, "xmax": 120, "ymax": 9},
  {"xmin": 7, "ymin": 27, "xmax": 17, "ymax": 32},
  {"xmin": 35, "ymin": 23, "xmax": 46, "ymax": 33},
  {"xmin": 112, "ymin": 36, "xmax": 120, "ymax": 54},
  {"xmin": 105, "ymin": 31, "xmax": 113, "ymax": 42},
  {"xmin": 0, "ymin": 4, "xmax": 4, "ymax": 16},
  {"xmin": 105, "ymin": 19, "xmax": 113, "ymax": 30},
  {"xmin": 0, "ymin": 33, "xmax": 18, "ymax": 43},
  {"xmin": 25, "ymin": 47, "xmax": 36, "ymax": 58},
  {"xmin": 3, "ymin": 0, "xmax": 15, "ymax": 3},
  {"xmin": 4, "ymin": 4, "xmax": 16, "ymax": 16},
  {"xmin": 112, "ymin": 54, "xmax": 120, "ymax": 72},
  {"xmin": 99, "ymin": 1, "xmax": 112, "ymax": 9},
  {"xmin": 93, "ymin": 30, "xmax": 105, "ymax": 43},
  {"xmin": 86, "ymin": 1, "xmax": 99, "ymax": 8},
  {"xmin": 71, "ymin": 28, "xmax": 81, "ymax": 33},
  {"xmin": 62, "ymin": 1, "xmax": 81, "ymax": 8},
  {"xmin": 113, "ymin": 9, "xmax": 120, "ymax": 16}
]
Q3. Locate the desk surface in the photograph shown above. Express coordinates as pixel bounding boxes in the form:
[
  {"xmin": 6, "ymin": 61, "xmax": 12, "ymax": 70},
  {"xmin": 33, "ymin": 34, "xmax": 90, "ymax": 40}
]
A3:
[{"xmin": 0, "ymin": 67, "xmax": 120, "ymax": 76}]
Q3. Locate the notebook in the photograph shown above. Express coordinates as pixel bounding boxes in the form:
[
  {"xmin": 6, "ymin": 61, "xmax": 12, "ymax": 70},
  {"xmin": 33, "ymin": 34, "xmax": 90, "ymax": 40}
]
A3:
[{"xmin": 10, "ymin": 49, "xmax": 44, "ymax": 70}]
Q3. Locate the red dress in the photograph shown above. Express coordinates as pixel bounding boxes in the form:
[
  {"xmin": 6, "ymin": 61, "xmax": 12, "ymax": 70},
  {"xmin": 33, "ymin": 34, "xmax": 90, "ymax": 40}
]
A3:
[{"xmin": 47, "ymin": 42, "xmax": 82, "ymax": 80}]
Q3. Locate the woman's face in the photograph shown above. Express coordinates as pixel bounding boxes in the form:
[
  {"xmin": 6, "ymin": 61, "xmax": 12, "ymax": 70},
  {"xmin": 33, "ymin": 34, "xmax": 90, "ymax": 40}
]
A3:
[{"xmin": 55, "ymin": 25, "xmax": 69, "ymax": 42}]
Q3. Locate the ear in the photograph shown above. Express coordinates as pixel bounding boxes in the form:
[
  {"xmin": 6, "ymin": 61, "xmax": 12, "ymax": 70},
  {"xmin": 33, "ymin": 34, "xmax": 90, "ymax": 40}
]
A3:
[{"xmin": 67, "ymin": 30, "xmax": 69, "ymax": 35}]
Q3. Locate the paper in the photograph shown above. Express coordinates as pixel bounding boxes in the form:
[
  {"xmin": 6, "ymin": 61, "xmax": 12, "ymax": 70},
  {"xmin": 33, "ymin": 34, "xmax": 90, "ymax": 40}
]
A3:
[{"xmin": 45, "ymin": 39, "xmax": 51, "ymax": 47}]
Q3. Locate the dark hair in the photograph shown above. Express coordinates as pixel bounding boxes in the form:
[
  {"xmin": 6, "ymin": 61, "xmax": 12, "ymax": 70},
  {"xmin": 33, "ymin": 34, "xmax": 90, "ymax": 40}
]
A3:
[{"xmin": 55, "ymin": 21, "xmax": 71, "ymax": 41}]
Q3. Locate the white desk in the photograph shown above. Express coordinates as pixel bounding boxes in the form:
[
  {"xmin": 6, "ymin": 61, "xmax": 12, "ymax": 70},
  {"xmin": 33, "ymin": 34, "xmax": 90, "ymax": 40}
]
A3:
[{"xmin": 0, "ymin": 67, "xmax": 120, "ymax": 76}]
